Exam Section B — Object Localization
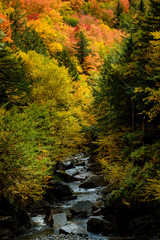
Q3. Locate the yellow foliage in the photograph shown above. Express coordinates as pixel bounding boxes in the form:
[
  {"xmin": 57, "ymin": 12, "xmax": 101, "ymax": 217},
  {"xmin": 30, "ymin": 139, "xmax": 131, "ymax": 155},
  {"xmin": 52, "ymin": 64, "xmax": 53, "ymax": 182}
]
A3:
[
  {"xmin": 20, "ymin": 50, "xmax": 72, "ymax": 106},
  {"xmin": 47, "ymin": 9, "xmax": 63, "ymax": 24},
  {"xmin": 49, "ymin": 42, "xmax": 63, "ymax": 52},
  {"xmin": 70, "ymin": 0, "xmax": 84, "ymax": 11},
  {"xmin": 143, "ymin": 172, "xmax": 160, "ymax": 201},
  {"xmin": 96, "ymin": 131, "xmax": 124, "ymax": 161},
  {"xmin": 4, "ymin": 6, "xmax": 15, "ymax": 15},
  {"xmin": 96, "ymin": 131, "xmax": 131, "ymax": 189},
  {"xmin": 20, "ymin": 50, "xmax": 89, "ymax": 157},
  {"xmin": 27, "ymin": 16, "xmax": 64, "ymax": 56},
  {"xmin": 0, "ymin": 2, "xmax": 3, "ymax": 11}
]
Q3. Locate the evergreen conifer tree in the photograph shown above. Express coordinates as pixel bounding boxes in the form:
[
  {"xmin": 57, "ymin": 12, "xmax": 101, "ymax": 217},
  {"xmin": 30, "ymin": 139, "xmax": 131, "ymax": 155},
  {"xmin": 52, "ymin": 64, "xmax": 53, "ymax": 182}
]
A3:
[
  {"xmin": 74, "ymin": 31, "xmax": 91, "ymax": 65},
  {"xmin": 0, "ymin": 40, "xmax": 29, "ymax": 107}
]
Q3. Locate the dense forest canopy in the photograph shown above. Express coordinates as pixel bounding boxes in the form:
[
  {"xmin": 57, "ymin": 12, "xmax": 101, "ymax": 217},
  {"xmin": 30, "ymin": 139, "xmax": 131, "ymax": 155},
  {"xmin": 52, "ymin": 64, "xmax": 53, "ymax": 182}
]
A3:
[{"xmin": 0, "ymin": 0, "xmax": 160, "ymax": 207}]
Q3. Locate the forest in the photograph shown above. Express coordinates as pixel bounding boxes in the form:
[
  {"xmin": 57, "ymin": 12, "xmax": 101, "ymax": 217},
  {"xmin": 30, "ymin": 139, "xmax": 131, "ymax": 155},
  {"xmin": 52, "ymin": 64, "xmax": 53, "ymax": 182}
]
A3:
[{"xmin": 0, "ymin": 0, "xmax": 160, "ymax": 212}]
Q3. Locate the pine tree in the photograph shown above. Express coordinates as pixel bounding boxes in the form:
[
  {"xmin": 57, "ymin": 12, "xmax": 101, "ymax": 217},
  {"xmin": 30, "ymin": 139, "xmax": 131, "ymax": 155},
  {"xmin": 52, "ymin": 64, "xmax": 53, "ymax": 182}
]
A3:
[
  {"xmin": 139, "ymin": 0, "xmax": 145, "ymax": 13},
  {"xmin": 57, "ymin": 48, "xmax": 79, "ymax": 81},
  {"xmin": 114, "ymin": 0, "xmax": 123, "ymax": 27},
  {"xmin": 0, "ymin": 41, "xmax": 29, "ymax": 107},
  {"xmin": 74, "ymin": 31, "xmax": 91, "ymax": 65}
]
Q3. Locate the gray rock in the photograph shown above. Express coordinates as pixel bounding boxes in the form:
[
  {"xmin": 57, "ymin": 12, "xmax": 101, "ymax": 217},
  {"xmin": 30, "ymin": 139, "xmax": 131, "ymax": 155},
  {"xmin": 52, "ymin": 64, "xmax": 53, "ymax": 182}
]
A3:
[
  {"xmin": 55, "ymin": 161, "xmax": 65, "ymax": 171},
  {"xmin": 63, "ymin": 161, "xmax": 74, "ymax": 170},
  {"xmin": 92, "ymin": 208, "xmax": 102, "ymax": 216},
  {"xmin": 87, "ymin": 215, "xmax": 116, "ymax": 235},
  {"xmin": 27, "ymin": 200, "xmax": 51, "ymax": 214},
  {"xmin": 79, "ymin": 174, "xmax": 108, "ymax": 189},
  {"xmin": 101, "ymin": 184, "xmax": 117, "ymax": 195},
  {"xmin": 70, "ymin": 200, "xmax": 93, "ymax": 217},
  {"xmin": 75, "ymin": 161, "xmax": 86, "ymax": 167},
  {"xmin": 52, "ymin": 213, "xmax": 67, "ymax": 228},
  {"xmin": 59, "ymin": 222, "xmax": 88, "ymax": 236},
  {"xmin": 51, "ymin": 181, "xmax": 74, "ymax": 200},
  {"xmin": 55, "ymin": 170, "xmax": 78, "ymax": 183}
]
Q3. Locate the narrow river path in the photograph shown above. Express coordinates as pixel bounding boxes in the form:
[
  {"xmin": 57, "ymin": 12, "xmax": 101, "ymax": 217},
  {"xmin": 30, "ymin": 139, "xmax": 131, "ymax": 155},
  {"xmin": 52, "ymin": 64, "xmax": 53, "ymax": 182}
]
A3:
[{"xmin": 15, "ymin": 154, "xmax": 109, "ymax": 240}]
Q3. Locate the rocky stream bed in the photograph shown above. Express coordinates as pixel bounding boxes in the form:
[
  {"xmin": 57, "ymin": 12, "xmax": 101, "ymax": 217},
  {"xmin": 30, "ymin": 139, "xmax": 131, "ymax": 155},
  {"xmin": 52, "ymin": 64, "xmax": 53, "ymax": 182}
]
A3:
[{"xmin": 1, "ymin": 153, "xmax": 160, "ymax": 240}]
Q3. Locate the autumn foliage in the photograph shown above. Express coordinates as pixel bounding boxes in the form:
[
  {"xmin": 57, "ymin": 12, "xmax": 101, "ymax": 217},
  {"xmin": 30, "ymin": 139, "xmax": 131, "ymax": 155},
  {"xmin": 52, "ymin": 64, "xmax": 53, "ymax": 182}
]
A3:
[{"xmin": 1, "ymin": 0, "xmax": 160, "ymax": 210}]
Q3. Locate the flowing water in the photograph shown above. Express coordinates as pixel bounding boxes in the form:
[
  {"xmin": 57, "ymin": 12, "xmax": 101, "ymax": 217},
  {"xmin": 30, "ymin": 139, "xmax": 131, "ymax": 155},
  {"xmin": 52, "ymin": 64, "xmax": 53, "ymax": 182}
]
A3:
[{"xmin": 15, "ymin": 154, "xmax": 109, "ymax": 240}]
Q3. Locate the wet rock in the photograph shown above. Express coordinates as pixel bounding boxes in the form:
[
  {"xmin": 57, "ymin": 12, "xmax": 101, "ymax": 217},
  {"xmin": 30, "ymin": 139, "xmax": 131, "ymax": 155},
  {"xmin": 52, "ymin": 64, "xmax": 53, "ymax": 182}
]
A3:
[
  {"xmin": 59, "ymin": 222, "xmax": 88, "ymax": 236},
  {"xmin": 49, "ymin": 181, "xmax": 74, "ymax": 201},
  {"xmin": 55, "ymin": 161, "xmax": 65, "ymax": 171},
  {"xmin": 87, "ymin": 216, "xmax": 117, "ymax": 235},
  {"xmin": 43, "ymin": 190, "xmax": 58, "ymax": 204},
  {"xmin": 27, "ymin": 200, "xmax": 51, "ymax": 215},
  {"xmin": 55, "ymin": 170, "xmax": 78, "ymax": 183},
  {"xmin": 101, "ymin": 184, "xmax": 117, "ymax": 195},
  {"xmin": 70, "ymin": 200, "xmax": 93, "ymax": 217},
  {"xmin": 79, "ymin": 174, "xmax": 108, "ymax": 188},
  {"xmin": 60, "ymin": 195, "xmax": 77, "ymax": 201},
  {"xmin": 0, "ymin": 196, "xmax": 31, "ymax": 238},
  {"xmin": 92, "ymin": 208, "xmax": 102, "ymax": 216},
  {"xmin": 52, "ymin": 213, "xmax": 67, "ymax": 228},
  {"xmin": 75, "ymin": 161, "xmax": 86, "ymax": 167},
  {"xmin": 63, "ymin": 161, "xmax": 74, "ymax": 170},
  {"xmin": 93, "ymin": 200, "xmax": 103, "ymax": 210}
]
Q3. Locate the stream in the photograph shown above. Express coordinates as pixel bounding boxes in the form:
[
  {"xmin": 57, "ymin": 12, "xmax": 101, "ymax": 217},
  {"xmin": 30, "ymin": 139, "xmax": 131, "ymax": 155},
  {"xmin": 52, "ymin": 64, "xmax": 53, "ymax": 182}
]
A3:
[{"xmin": 15, "ymin": 154, "xmax": 109, "ymax": 240}]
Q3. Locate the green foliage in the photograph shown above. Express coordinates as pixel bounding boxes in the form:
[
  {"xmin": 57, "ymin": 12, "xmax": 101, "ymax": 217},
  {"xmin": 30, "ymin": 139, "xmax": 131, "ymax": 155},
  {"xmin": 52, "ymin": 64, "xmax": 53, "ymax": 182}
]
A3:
[
  {"xmin": 0, "ymin": 45, "xmax": 29, "ymax": 108},
  {"xmin": 99, "ymin": 132, "xmax": 160, "ymax": 204},
  {"xmin": 0, "ymin": 104, "xmax": 56, "ymax": 203},
  {"xmin": 74, "ymin": 31, "xmax": 92, "ymax": 66},
  {"xmin": 9, "ymin": 8, "xmax": 47, "ymax": 55},
  {"xmin": 57, "ymin": 48, "xmax": 79, "ymax": 81},
  {"xmin": 63, "ymin": 16, "xmax": 79, "ymax": 26}
]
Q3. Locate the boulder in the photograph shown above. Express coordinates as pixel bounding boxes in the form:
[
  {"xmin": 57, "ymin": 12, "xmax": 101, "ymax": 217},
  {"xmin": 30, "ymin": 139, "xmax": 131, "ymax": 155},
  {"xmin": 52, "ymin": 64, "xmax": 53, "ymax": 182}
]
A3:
[
  {"xmin": 52, "ymin": 213, "xmax": 67, "ymax": 229},
  {"xmin": 55, "ymin": 170, "xmax": 77, "ymax": 183},
  {"xmin": 79, "ymin": 174, "xmax": 108, "ymax": 189},
  {"xmin": 47, "ymin": 181, "xmax": 74, "ymax": 201},
  {"xmin": 93, "ymin": 200, "xmax": 103, "ymax": 210},
  {"xmin": 27, "ymin": 200, "xmax": 51, "ymax": 215},
  {"xmin": 75, "ymin": 161, "xmax": 86, "ymax": 167},
  {"xmin": 55, "ymin": 161, "xmax": 65, "ymax": 171},
  {"xmin": 63, "ymin": 161, "xmax": 74, "ymax": 170},
  {"xmin": 0, "ymin": 196, "xmax": 31, "ymax": 238},
  {"xmin": 92, "ymin": 208, "xmax": 103, "ymax": 216},
  {"xmin": 101, "ymin": 184, "xmax": 117, "ymax": 195},
  {"xmin": 59, "ymin": 222, "xmax": 87, "ymax": 236},
  {"xmin": 43, "ymin": 189, "xmax": 58, "ymax": 204},
  {"xmin": 45, "ymin": 208, "xmax": 72, "ymax": 225},
  {"xmin": 70, "ymin": 200, "xmax": 93, "ymax": 217},
  {"xmin": 87, "ymin": 216, "xmax": 116, "ymax": 235}
]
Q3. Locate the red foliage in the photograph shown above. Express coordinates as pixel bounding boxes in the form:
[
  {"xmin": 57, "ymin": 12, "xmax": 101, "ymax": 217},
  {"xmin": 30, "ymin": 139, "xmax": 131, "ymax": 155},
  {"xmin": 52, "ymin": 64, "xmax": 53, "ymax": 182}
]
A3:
[
  {"xmin": 120, "ymin": 0, "xmax": 129, "ymax": 13},
  {"xmin": 89, "ymin": 0, "xmax": 102, "ymax": 19},
  {"xmin": 27, "ymin": 13, "xmax": 40, "ymax": 20}
]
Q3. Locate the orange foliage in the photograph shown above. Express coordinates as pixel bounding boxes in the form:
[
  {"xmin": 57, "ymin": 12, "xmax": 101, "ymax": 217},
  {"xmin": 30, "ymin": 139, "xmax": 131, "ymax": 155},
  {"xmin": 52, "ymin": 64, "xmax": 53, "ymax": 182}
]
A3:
[
  {"xmin": 19, "ymin": 0, "xmax": 61, "ymax": 14},
  {"xmin": 70, "ymin": 0, "xmax": 84, "ymax": 11},
  {"xmin": 0, "ymin": 13, "xmax": 12, "ymax": 42},
  {"xmin": 120, "ymin": 0, "xmax": 129, "ymax": 12}
]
